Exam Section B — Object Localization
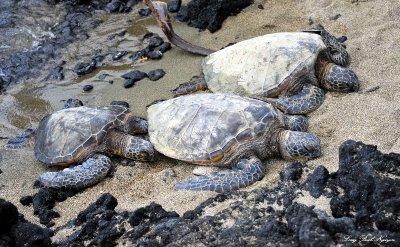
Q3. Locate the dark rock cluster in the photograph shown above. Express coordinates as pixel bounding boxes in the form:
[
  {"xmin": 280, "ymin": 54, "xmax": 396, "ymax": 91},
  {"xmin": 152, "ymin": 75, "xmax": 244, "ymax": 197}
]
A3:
[
  {"xmin": 130, "ymin": 33, "xmax": 172, "ymax": 62},
  {"xmin": 0, "ymin": 0, "xmax": 141, "ymax": 91},
  {"xmin": 54, "ymin": 140, "xmax": 400, "ymax": 246},
  {"xmin": 21, "ymin": 188, "xmax": 77, "ymax": 227},
  {"xmin": 0, "ymin": 198, "xmax": 52, "ymax": 247},
  {"xmin": 177, "ymin": 0, "xmax": 254, "ymax": 32}
]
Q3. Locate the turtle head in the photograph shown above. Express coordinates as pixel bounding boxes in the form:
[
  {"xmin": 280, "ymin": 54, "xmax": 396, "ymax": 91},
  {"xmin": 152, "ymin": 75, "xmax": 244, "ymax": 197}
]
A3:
[
  {"xmin": 278, "ymin": 130, "xmax": 321, "ymax": 160},
  {"xmin": 321, "ymin": 64, "xmax": 359, "ymax": 92},
  {"xmin": 303, "ymin": 25, "xmax": 350, "ymax": 67}
]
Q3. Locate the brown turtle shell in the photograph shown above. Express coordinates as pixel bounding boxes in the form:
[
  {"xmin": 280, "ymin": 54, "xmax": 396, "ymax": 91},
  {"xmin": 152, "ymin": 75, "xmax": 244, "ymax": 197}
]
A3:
[{"xmin": 34, "ymin": 106, "xmax": 128, "ymax": 166}]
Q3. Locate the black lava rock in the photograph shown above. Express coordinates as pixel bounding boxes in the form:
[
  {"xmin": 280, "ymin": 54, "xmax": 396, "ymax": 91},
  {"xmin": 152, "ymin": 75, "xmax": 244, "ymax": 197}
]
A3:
[
  {"xmin": 306, "ymin": 165, "xmax": 329, "ymax": 198},
  {"xmin": 53, "ymin": 140, "xmax": 400, "ymax": 246},
  {"xmin": 177, "ymin": 0, "xmax": 254, "ymax": 32},
  {"xmin": 20, "ymin": 196, "xmax": 33, "ymax": 206},
  {"xmin": 147, "ymin": 51, "xmax": 163, "ymax": 60},
  {"xmin": 280, "ymin": 162, "xmax": 303, "ymax": 182},
  {"xmin": 148, "ymin": 36, "xmax": 165, "ymax": 49},
  {"xmin": 63, "ymin": 98, "xmax": 83, "ymax": 109},
  {"xmin": 74, "ymin": 60, "xmax": 97, "ymax": 76},
  {"xmin": 122, "ymin": 70, "xmax": 148, "ymax": 88},
  {"xmin": 121, "ymin": 70, "xmax": 148, "ymax": 80},
  {"xmin": 83, "ymin": 84, "xmax": 94, "ymax": 92},
  {"xmin": 0, "ymin": 198, "xmax": 18, "ymax": 235},
  {"xmin": 110, "ymin": 101, "xmax": 130, "ymax": 108},
  {"xmin": 12, "ymin": 222, "xmax": 52, "ymax": 247},
  {"xmin": 138, "ymin": 8, "xmax": 151, "ymax": 17},
  {"xmin": 31, "ymin": 188, "xmax": 76, "ymax": 226},
  {"xmin": 130, "ymin": 49, "xmax": 147, "ymax": 62},
  {"xmin": 330, "ymin": 196, "xmax": 350, "ymax": 218},
  {"xmin": 168, "ymin": 0, "xmax": 182, "ymax": 12},
  {"xmin": 155, "ymin": 42, "xmax": 172, "ymax": 53},
  {"xmin": 148, "ymin": 69, "xmax": 166, "ymax": 81},
  {"xmin": 112, "ymin": 51, "xmax": 128, "ymax": 61}
]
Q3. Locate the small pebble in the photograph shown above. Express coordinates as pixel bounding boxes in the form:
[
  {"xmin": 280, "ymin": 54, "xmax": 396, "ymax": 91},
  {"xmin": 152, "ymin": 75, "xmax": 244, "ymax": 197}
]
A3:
[
  {"xmin": 112, "ymin": 51, "xmax": 128, "ymax": 61},
  {"xmin": 147, "ymin": 51, "xmax": 163, "ymax": 60},
  {"xmin": 329, "ymin": 14, "xmax": 341, "ymax": 20},
  {"xmin": 364, "ymin": 85, "xmax": 380, "ymax": 93},
  {"xmin": 98, "ymin": 73, "xmax": 110, "ymax": 80},
  {"xmin": 258, "ymin": 4, "xmax": 264, "ymax": 9},
  {"xmin": 138, "ymin": 8, "xmax": 151, "ymax": 17},
  {"xmin": 110, "ymin": 101, "xmax": 130, "ymax": 108},
  {"xmin": 64, "ymin": 98, "xmax": 83, "ymax": 109},
  {"xmin": 83, "ymin": 85, "xmax": 93, "ymax": 92},
  {"xmin": 108, "ymin": 80, "xmax": 114, "ymax": 84},
  {"xmin": 20, "ymin": 196, "xmax": 33, "ymax": 206},
  {"xmin": 148, "ymin": 69, "xmax": 166, "ymax": 81},
  {"xmin": 337, "ymin": 36, "xmax": 347, "ymax": 43},
  {"xmin": 161, "ymin": 168, "xmax": 176, "ymax": 182}
]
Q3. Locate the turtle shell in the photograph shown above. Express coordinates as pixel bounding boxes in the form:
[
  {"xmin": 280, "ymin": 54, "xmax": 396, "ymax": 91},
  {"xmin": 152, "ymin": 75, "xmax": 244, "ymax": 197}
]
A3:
[
  {"xmin": 34, "ymin": 105, "xmax": 129, "ymax": 165},
  {"xmin": 202, "ymin": 32, "xmax": 326, "ymax": 97},
  {"xmin": 147, "ymin": 93, "xmax": 284, "ymax": 166}
]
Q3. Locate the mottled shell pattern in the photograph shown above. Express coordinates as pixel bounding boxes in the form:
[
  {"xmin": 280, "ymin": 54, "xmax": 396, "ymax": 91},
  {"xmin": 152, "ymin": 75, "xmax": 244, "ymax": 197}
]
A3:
[
  {"xmin": 148, "ymin": 93, "xmax": 284, "ymax": 166},
  {"xmin": 202, "ymin": 32, "xmax": 326, "ymax": 97},
  {"xmin": 35, "ymin": 105, "xmax": 129, "ymax": 165}
]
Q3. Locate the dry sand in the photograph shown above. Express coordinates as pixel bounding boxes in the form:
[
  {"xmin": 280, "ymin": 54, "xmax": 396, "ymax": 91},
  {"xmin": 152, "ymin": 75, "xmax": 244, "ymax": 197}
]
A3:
[{"xmin": 0, "ymin": 0, "xmax": 399, "ymax": 230}]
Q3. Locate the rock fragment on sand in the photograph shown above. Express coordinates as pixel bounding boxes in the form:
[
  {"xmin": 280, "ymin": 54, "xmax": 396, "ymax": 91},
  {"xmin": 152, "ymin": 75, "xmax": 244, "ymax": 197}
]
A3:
[
  {"xmin": 83, "ymin": 84, "xmax": 93, "ymax": 92},
  {"xmin": 112, "ymin": 50, "xmax": 128, "ymax": 61},
  {"xmin": 110, "ymin": 101, "xmax": 130, "ymax": 108},
  {"xmin": 306, "ymin": 165, "xmax": 329, "ymax": 198},
  {"xmin": 148, "ymin": 69, "xmax": 166, "ymax": 81},
  {"xmin": 74, "ymin": 60, "xmax": 97, "ymax": 76}
]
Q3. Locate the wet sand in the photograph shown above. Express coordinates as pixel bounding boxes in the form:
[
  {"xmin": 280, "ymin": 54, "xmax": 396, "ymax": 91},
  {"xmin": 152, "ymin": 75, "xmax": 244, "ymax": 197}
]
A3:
[{"xmin": 0, "ymin": 0, "xmax": 399, "ymax": 231}]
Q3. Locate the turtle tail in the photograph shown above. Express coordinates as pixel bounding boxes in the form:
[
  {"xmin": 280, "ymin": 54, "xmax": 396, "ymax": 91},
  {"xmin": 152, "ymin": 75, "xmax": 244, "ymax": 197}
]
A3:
[
  {"xmin": 39, "ymin": 154, "xmax": 112, "ymax": 190},
  {"xmin": 175, "ymin": 157, "xmax": 265, "ymax": 193}
]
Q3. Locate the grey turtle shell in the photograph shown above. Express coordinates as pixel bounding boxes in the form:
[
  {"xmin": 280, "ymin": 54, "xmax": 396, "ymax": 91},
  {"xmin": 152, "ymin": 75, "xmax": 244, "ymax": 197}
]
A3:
[
  {"xmin": 202, "ymin": 32, "xmax": 325, "ymax": 97},
  {"xmin": 35, "ymin": 105, "xmax": 129, "ymax": 166},
  {"xmin": 147, "ymin": 93, "xmax": 284, "ymax": 166}
]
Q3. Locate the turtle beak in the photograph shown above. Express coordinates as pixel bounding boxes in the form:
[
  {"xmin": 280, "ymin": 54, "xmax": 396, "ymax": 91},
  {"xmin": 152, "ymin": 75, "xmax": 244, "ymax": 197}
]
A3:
[{"xmin": 144, "ymin": 0, "xmax": 173, "ymax": 38}]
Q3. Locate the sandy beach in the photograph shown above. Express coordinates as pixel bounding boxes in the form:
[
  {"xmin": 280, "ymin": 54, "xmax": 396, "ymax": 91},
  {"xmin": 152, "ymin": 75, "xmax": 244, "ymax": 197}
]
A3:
[{"xmin": 0, "ymin": 0, "xmax": 399, "ymax": 231}]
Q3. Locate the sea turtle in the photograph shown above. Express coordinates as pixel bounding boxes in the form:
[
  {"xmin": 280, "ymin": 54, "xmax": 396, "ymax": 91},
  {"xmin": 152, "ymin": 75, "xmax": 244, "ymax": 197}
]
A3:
[
  {"xmin": 144, "ymin": 0, "xmax": 359, "ymax": 115},
  {"xmin": 33, "ymin": 105, "xmax": 155, "ymax": 189},
  {"xmin": 147, "ymin": 93, "xmax": 321, "ymax": 192}
]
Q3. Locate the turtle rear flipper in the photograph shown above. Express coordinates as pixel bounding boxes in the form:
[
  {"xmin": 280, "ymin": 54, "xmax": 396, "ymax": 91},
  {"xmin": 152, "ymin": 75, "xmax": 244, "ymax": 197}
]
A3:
[
  {"xmin": 272, "ymin": 84, "xmax": 325, "ymax": 115},
  {"xmin": 175, "ymin": 156, "xmax": 265, "ymax": 193},
  {"xmin": 39, "ymin": 154, "xmax": 111, "ymax": 190}
]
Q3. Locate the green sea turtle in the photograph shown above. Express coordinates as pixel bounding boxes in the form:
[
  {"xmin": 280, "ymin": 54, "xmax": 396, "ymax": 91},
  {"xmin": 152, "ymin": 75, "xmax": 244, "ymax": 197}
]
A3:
[
  {"xmin": 147, "ymin": 93, "xmax": 321, "ymax": 192},
  {"xmin": 144, "ymin": 0, "xmax": 359, "ymax": 115},
  {"xmin": 33, "ymin": 105, "xmax": 155, "ymax": 189}
]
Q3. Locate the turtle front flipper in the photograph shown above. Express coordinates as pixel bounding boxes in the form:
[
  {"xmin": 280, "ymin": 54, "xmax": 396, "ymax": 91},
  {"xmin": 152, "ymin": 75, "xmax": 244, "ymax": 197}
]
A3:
[
  {"xmin": 104, "ymin": 130, "xmax": 156, "ymax": 161},
  {"xmin": 39, "ymin": 154, "xmax": 112, "ymax": 189},
  {"xmin": 175, "ymin": 156, "xmax": 265, "ymax": 193},
  {"xmin": 172, "ymin": 75, "xmax": 208, "ymax": 96},
  {"xmin": 5, "ymin": 128, "xmax": 36, "ymax": 149},
  {"xmin": 272, "ymin": 84, "xmax": 325, "ymax": 115}
]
